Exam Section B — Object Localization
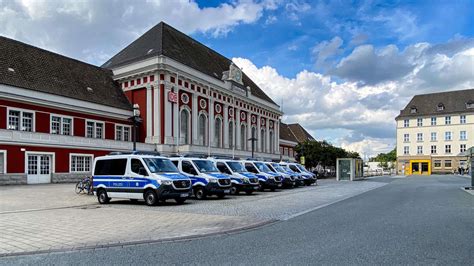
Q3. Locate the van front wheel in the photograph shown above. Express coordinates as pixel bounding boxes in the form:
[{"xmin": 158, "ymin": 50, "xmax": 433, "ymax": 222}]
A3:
[
  {"xmin": 144, "ymin": 190, "xmax": 158, "ymax": 206},
  {"xmin": 97, "ymin": 189, "xmax": 110, "ymax": 204},
  {"xmin": 194, "ymin": 187, "xmax": 206, "ymax": 200}
]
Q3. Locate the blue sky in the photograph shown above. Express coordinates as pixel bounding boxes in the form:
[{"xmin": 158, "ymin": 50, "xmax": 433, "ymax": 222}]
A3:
[{"xmin": 0, "ymin": 0, "xmax": 472, "ymax": 157}]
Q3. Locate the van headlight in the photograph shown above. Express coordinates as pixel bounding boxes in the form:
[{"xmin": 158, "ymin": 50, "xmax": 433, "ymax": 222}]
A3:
[
  {"xmin": 243, "ymin": 177, "xmax": 249, "ymax": 183},
  {"xmin": 267, "ymin": 176, "xmax": 274, "ymax": 180},
  {"xmin": 162, "ymin": 180, "xmax": 173, "ymax": 185},
  {"xmin": 209, "ymin": 178, "xmax": 218, "ymax": 183}
]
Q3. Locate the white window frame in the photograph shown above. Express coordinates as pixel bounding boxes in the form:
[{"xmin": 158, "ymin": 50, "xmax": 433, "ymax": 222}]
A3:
[
  {"xmin": 69, "ymin": 153, "xmax": 94, "ymax": 173},
  {"xmin": 7, "ymin": 107, "xmax": 35, "ymax": 132},
  {"xmin": 403, "ymin": 146, "xmax": 409, "ymax": 155},
  {"xmin": 417, "ymin": 118, "xmax": 423, "ymax": 127},
  {"xmin": 431, "ymin": 132, "xmax": 437, "ymax": 141},
  {"xmin": 431, "ymin": 117, "xmax": 437, "ymax": 126},
  {"xmin": 403, "ymin": 119, "xmax": 409, "ymax": 128},
  {"xmin": 115, "ymin": 124, "xmax": 132, "ymax": 142},
  {"xmin": 0, "ymin": 150, "xmax": 7, "ymax": 174},
  {"xmin": 417, "ymin": 146, "xmax": 423, "ymax": 154},
  {"xmin": 403, "ymin": 134, "xmax": 409, "ymax": 142},
  {"xmin": 460, "ymin": 115, "xmax": 466, "ymax": 124},
  {"xmin": 460, "ymin": 144, "xmax": 467, "ymax": 153},
  {"xmin": 431, "ymin": 145, "xmax": 437, "ymax": 154},
  {"xmin": 50, "ymin": 114, "xmax": 74, "ymax": 136},
  {"xmin": 460, "ymin": 131, "xmax": 467, "ymax": 140},
  {"xmin": 85, "ymin": 119, "xmax": 105, "ymax": 139},
  {"xmin": 445, "ymin": 131, "xmax": 452, "ymax": 141},
  {"xmin": 24, "ymin": 151, "xmax": 56, "ymax": 174},
  {"xmin": 445, "ymin": 116, "xmax": 451, "ymax": 125},
  {"xmin": 445, "ymin": 145, "xmax": 451, "ymax": 154},
  {"xmin": 417, "ymin": 133, "xmax": 423, "ymax": 142}
]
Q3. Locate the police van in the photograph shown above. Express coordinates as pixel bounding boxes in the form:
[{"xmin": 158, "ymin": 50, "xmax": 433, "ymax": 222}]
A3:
[
  {"xmin": 241, "ymin": 159, "xmax": 282, "ymax": 191},
  {"xmin": 211, "ymin": 158, "xmax": 260, "ymax": 195},
  {"xmin": 170, "ymin": 157, "xmax": 232, "ymax": 199},
  {"xmin": 92, "ymin": 152, "xmax": 192, "ymax": 206},
  {"xmin": 276, "ymin": 163, "xmax": 305, "ymax": 187},
  {"xmin": 280, "ymin": 162, "xmax": 317, "ymax": 186},
  {"xmin": 265, "ymin": 162, "xmax": 297, "ymax": 188}
]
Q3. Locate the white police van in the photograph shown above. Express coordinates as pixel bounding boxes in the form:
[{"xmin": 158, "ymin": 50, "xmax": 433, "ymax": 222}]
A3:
[
  {"xmin": 92, "ymin": 152, "xmax": 192, "ymax": 206},
  {"xmin": 280, "ymin": 162, "xmax": 317, "ymax": 186},
  {"xmin": 275, "ymin": 163, "xmax": 305, "ymax": 187},
  {"xmin": 211, "ymin": 158, "xmax": 260, "ymax": 195},
  {"xmin": 170, "ymin": 157, "xmax": 232, "ymax": 199},
  {"xmin": 241, "ymin": 159, "xmax": 282, "ymax": 191},
  {"xmin": 265, "ymin": 162, "xmax": 296, "ymax": 188}
]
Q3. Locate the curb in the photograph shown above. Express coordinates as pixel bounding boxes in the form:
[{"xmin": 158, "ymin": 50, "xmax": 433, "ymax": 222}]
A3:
[
  {"xmin": 0, "ymin": 219, "xmax": 277, "ymax": 258},
  {"xmin": 460, "ymin": 187, "xmax": 474, "ymax": 196}
]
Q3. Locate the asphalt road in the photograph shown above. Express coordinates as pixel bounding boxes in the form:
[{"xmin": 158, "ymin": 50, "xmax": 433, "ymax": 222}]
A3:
[{"xmin": 2, "ymin": 175, "xmax": 472, "ymax": 265}]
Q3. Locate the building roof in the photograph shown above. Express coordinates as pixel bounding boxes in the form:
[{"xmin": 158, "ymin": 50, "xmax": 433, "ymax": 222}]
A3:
[
  {"xmin": 102, "ymin": 22, "xmax": 277, "ymax": 105},
  {"xmin": 0, "ymin": 36, "xmax": 132, "ymax": 110},
  {"xmin": 287, "ymin": 123, "xmax": 315, "ymax": 142},
  {"xmin": 396, "ymin": 89, "xmax": 474, "ymax": 119},
  {"xmin": 280, "ymin": 122, "xmax": 315, "ymax": 144}
]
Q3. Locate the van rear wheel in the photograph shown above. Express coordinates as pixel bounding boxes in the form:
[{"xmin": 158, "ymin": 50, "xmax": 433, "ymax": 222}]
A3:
[
  {"xmin": 97, "ymin": 189, "xmax": 110, "ymax": 204},
  {"xmin": 144, "ymin": 190, "xmax": 158, "ymax": 206}
]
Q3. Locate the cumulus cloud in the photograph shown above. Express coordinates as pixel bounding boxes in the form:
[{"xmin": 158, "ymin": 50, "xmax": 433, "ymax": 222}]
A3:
[
  {"xmin": 234, "ymin": 37, "xmax": 474, "ymax": 157},
  {"xmin": 0, "ymin": 0, "xmax": 276, "ymax": 65},
  {"xmin": 312, "ymin": 36, "xmax": 343, "ymax": 70}
]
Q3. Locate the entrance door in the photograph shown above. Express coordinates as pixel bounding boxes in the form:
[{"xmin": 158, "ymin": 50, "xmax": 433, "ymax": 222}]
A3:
[
  {"xmin": 421, "ymin": 162, "xmax": 429, "ymax": 175},
  {"xmin": 338, "ymin": 160, "xmax": 351, "ymax": 180},
  {"xmin": 411, "ymin": 162, "xmax": 420, "ymax": 175},
  {"xmin": 27, "ymin": 154, "xmax": 52, "ymax": 184}
]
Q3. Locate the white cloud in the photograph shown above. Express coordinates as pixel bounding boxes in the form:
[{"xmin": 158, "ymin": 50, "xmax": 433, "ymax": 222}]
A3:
[
  {"xmin": 234, "ymin": 38, "xmax": 474, "ymax": 157},
  {"xmin": 0, "ymin": 0, "xmax": 277, "ymax": 64},
  {"xmin": 312, "ymin": 36, "xmax": 343, "ymax": 70}
]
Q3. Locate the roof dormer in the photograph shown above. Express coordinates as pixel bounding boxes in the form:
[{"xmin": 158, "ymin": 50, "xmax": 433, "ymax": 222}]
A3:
[
  {"xmin": 466, "ymin": 100, "xmax": 474, "ymax": 109},
  {"xmin": 437, "ymin": 103, "xmax": 445, "ymax": 111},
  {"xmin": 410, "ymin": 106, "xmax": 417, "ymax": 114}
]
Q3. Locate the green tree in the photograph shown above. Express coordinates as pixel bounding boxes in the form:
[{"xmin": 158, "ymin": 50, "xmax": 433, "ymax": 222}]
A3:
[{"xmin": 295, "ymin": 140, "xmax": 360, "ymax": 168}]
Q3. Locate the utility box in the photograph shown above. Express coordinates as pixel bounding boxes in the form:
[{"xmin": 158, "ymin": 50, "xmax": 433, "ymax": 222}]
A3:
[{"xmin": 337, "ymin": 158, "xmax": 364, "ymax": 181}]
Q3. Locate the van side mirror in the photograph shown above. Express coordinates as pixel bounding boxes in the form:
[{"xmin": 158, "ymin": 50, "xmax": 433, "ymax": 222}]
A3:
[{"xmin": 138, "ymin": 167, "xmax": 148, "ymax": 176}]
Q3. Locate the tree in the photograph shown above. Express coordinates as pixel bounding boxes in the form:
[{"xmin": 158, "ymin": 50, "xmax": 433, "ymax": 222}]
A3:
[
  {"xmin": 295, "ymin": 140, "xmax": 361, "ymax": 169},
  {"xmin": 370, "ymin": 148, "xmax": 396, "ymax": 163}
]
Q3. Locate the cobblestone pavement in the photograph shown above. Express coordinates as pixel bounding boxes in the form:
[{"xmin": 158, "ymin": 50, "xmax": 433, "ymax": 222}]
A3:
[{"xmin": 0, "ymin": 178, "xmax": 387, "ymax": 256}]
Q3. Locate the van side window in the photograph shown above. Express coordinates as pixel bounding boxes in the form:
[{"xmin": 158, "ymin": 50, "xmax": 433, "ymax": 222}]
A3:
[
  {"xmin": 171, "ymin": 160, "xmax": 178, "ymax": 167},
  {"xmin": 94, "ymin": 159, "xmax": 127, "ymax": 176},
  {"xmin": 245, "ymin": 163, "xmax": 258, "ymax": 173},
  {"xmin": 182, "ymin": 161, "xmax": 194, "ymax": 174},
  {"xmin": 216, "ymin": 162, "xmax": 230, "ymax": 174},
  {"xmin": 289, "ymin": 165, "xmax": 299, "ymax": 172},
  {"xmin": 131, "ymin": 159, "xmax": 148, "ymax": 176}
]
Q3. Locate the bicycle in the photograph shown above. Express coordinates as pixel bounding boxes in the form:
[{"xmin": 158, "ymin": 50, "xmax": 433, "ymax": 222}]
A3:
[{"xmin": 75, "ymin": 176, "xmax": 92, "ymax": 194}]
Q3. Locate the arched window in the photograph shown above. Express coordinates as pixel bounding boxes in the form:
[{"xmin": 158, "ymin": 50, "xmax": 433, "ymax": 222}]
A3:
[
  {"xmin": 229, "ymin": 121, "xmax": 234, "ymax": 149},
  {"xmin": 214, "ymin": 117, "xmax": 222, "ymax": 148},
  {"xmin": 198, "ymin": 113, "xmax": 207, "ymax": 146},
  {"xmin": 179, "ymin": 109, "xmax": 190, "ymax": 144},
  {"xmin": 251, "ymin": 127, "xmax": 256, "ymax": 151},
  {"xmin": 240, "ymin": 124, "xmax": 247, "ymax": 150},
  {"xmin": 269, "ymin": 130, "xmax": 274, "ymax": 153},
  {"xmin": 261, "ymin": 129, "xmax": 265, "ymax": 152}
]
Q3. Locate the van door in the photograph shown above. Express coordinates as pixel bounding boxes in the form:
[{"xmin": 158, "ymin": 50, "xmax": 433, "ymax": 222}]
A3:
[
  {"xmin": 181, "ymin": 160, "xmax": 198, "ymax": 183},
  {"xmin": 129, "ymin": 159, "xmax": 149, "ymax": 199}
]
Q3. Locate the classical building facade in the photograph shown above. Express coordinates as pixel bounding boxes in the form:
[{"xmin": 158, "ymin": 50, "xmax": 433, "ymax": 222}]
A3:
[
  {"xmin": 0, "ymin": 22, "xmax": 302, "ymax": 185},
  {"xmin": 102, "ymin": 22, "xmax": 282, "ymax": 160},
  {"xmin": 396, "ymin": 89, "xmax": 474, "ymax": 175}
]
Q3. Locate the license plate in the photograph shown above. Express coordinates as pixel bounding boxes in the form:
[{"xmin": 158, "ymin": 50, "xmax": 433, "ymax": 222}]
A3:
[
  {"xmin": 254, "ymin": 186, "xmax": 259, "ymax": 190},
  {"xmin": 278, "ymin": 184, "xmax": 282, "ymax": 187},
  {"xmin": 224, "ymin": 189, "xmax": 230, "ymax": 193},
  {"xmin": 180, "ymin": 193, "xmax": 188, "ymax": 197}
]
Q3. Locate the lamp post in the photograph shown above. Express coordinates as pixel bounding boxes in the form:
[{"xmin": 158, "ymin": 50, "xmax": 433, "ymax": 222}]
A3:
[
  {"xmin": 248, "ymin": 129, "xmax": 257, "ymax": 159},
  {"xmin": 130, "ymin": 104, "xmax": 142, "ymax": 152}
]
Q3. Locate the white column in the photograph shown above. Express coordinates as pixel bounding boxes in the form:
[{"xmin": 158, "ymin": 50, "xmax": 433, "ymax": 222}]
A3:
[
  {"xmin": 164, "ymin": 84, "xmax": 173, "ymax": 144},
  {"xmin": 153, "ymin": 81, "xmax": 160, "ymax": 143},
  {"xmin": 256, "ymin": 114, "xmax": 261, "ymax": 153},
  {"xmin": 173, "ymin": 89, "xmax": 179, "ymax": 148},
  {"xmin": 247, "ymin": 114, "xmax": 252, "ymax": 152},
  {"xmin": 236, "ymin": 108, "xmax": 241, "ymax": 149},
  {"xmin": 146, "ymin": 85, "xmax": 153, "ymax": 143},
  {"xmin": 275, "ymin": 120, "xmax": 280, "ymax": 155},
  {"xmin": 266, "ymin": 118, "xmax": 270, "ymax": 153},
  {"xmin": 192, "ymin": 93, "xmax": 198, "ymax": 145},
  {"xmin": 223, "ymin": 104, "xmax": 229, "ymax": 148},
  {"xmin": 209, "ymin": 96, "xmax": 214, "ymax": 148}
]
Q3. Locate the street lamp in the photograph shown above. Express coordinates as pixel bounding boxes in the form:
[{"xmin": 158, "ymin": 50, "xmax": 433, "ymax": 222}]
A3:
[
  {"xmin": 248, "ymin": 129, "xmax": 257, "ymax": 159},
  {"xmin": 130, "ymin": 104, "xmax": 142, "ymax": 152}
]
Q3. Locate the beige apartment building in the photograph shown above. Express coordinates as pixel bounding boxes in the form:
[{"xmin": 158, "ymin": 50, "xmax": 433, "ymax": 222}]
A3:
[{"xmin": 396, "ymin": 89, "xmax": 474, "ymax": 175}]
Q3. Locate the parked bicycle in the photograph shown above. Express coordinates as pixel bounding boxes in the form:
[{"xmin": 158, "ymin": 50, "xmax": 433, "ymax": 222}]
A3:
[{"xmin": 75, "ymin": 176, "xmax": 93, "ymax": 195}]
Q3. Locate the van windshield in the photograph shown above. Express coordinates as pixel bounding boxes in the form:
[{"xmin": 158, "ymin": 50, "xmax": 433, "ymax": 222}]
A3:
[
  {"xmin": 227, "ymin": 161, "xmax": 246, "ymax": 173},
  {"xmin": 254, "ymin": 162, "xmax": 271, "ymax": 172},
  {"xmin": 143, "ymin": 158, "xmax": 179, "ymax": 173},
  {"xmin": 193, "ymin": 160, "xmax": 219, "ymax": 173},
  {"xmin": 271, "ymin": 164, "xmax": 286, "ymax": 173},
  {"xmin": 296, "ymin": 164, "xmax": 308, "ymax": 172},
  {"xmin": 282, "ymin": 165, "xmax": 296, "ymax": 173}
]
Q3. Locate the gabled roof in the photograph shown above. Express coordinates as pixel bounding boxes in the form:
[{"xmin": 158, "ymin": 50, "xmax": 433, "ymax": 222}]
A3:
[
  {"xmin": 396, "ymin": 89, "xmax": 474, "ymax": 119},
  {"xmin": 0, "ymin": 36, "xmax": 132, "ymax": 110},
  {"xmin": 288, "ymin": 123, "xmax": 315, "ymax": 142},
  {"xmin": 102, "ymin": 22, "xmax": 276, "ymax": 105},
  {"xmin": 279, "ymin": 123, "xmax": 298, "ymax": 143}
]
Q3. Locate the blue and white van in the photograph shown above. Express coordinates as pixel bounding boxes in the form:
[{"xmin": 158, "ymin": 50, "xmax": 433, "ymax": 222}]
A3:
[
  {"xmin": 170, "ymin": 157, "xmax": 232, "ymax": 199},
  {"xmin": 212, "ymin": 158, "xmax": 260, "ymax": 195},
  {"xmin": 92, "ymin": 153, "xmax": 192, "ymax": 206},
  {"xmin": 265, "ymin": 162, "xmax": 296, "ymax": 188},
  {"xmin": 281, "ymin": 162, "xmax": 317, "ymax": 186},
  {"xmin": 242, "ymin": 160, "xmax": 282, "ymax": 191},
  {"xmin": 277, "ymin": 163, "xmax": 305, "ymax": 187}
]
